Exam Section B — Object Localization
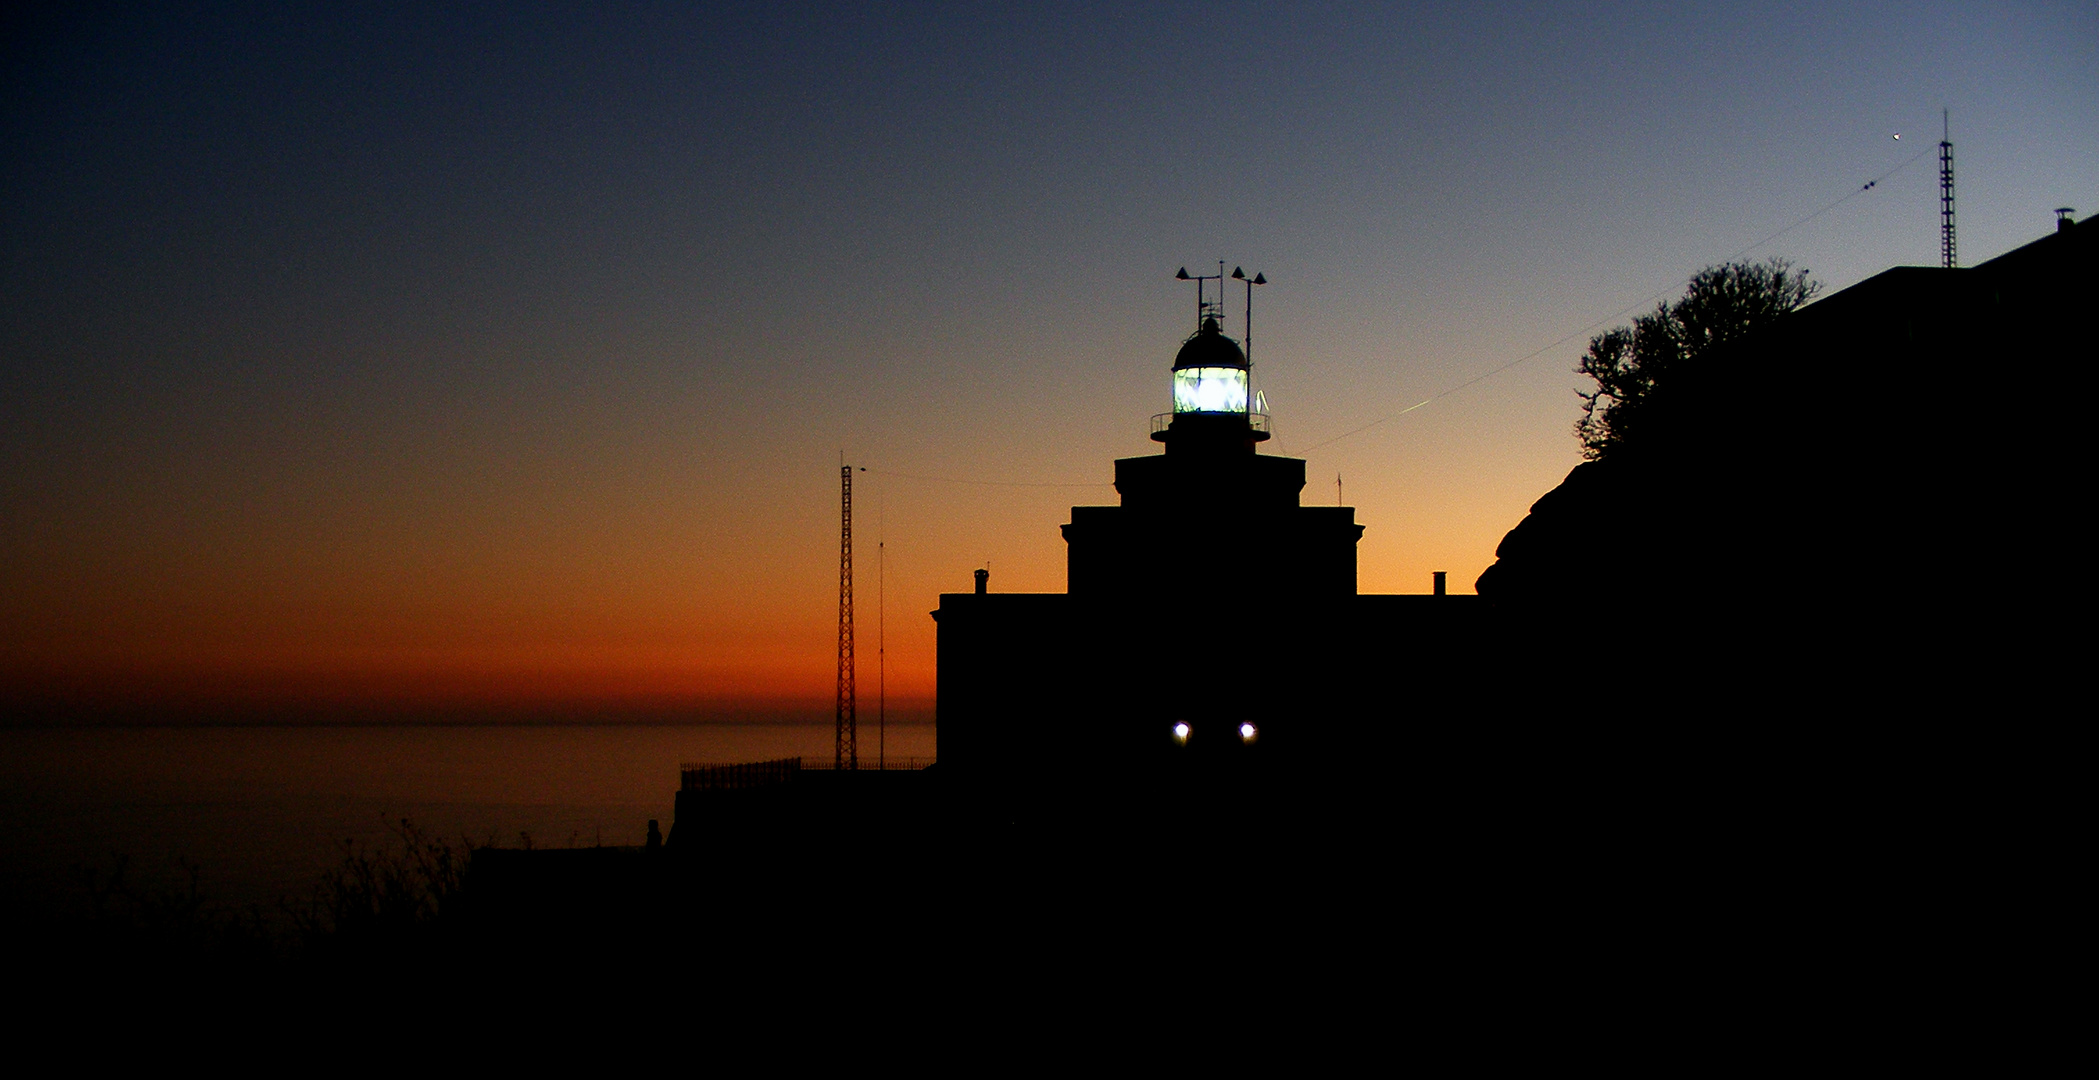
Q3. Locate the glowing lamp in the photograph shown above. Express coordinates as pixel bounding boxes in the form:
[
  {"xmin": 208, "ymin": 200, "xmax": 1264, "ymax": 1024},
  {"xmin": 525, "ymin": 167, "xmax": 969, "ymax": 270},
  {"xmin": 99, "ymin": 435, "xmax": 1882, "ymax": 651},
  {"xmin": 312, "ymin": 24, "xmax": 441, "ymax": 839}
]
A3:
[
  {"xmin": 1173, "ymin": 366, "xmax": 1248, "ymax": 413},
  {"xmin": 1170, "ymin": 317, "xmax": 1250, "ymax": 415},
  {"xmin": 1172, "ymin": 722, "xmax": 1191, "ymax": 745}
]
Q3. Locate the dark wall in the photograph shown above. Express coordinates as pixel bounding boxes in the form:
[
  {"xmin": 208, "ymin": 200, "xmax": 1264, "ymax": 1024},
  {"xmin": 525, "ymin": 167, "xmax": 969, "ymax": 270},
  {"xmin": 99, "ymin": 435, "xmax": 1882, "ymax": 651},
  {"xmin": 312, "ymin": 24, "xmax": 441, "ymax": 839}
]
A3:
[
  {"xmin": 1065, "ymin": 450, "xmax": 1362, "ymax": 599},
  {"xmin": 932, "ymin": 587, "xmax": 1494, "ymax": 821}
]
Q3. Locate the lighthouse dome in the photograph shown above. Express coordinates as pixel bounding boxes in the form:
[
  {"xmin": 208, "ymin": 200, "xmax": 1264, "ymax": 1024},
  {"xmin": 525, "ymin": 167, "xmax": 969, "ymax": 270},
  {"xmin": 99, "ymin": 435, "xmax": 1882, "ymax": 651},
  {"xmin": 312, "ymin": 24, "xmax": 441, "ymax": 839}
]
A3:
[{"xmin": 1172, "ymin": 317, "xmax": 1247, "ymax": 370}]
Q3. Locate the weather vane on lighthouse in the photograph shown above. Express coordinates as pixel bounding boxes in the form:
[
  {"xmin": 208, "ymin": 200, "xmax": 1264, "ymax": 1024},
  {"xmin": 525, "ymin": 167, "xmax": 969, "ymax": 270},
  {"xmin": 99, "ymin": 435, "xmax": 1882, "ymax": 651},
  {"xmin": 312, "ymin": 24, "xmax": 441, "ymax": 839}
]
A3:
[{"xmin": 1161, "ymin": 261, "xmax": 1270, "ymax": 446}]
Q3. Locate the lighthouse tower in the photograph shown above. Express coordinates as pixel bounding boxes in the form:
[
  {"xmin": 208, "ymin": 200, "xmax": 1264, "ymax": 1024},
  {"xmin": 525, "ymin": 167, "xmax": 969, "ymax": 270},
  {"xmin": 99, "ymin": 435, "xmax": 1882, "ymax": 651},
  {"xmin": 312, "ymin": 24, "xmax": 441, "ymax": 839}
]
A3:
[
  {"xmin": 1062, "ymin": 301, "xmax": 1361, "ymax": 604},
  {"xmin": 933, "ymin": 267, "xmax": 1477, "ymax": 795}
]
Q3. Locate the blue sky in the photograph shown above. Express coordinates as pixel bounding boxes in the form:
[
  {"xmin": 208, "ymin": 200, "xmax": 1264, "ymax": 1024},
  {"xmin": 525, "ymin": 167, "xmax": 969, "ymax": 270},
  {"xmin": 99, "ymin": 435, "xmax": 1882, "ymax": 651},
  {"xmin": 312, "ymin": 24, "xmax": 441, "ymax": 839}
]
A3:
[{"xmin": 4, "ymin": 2, "xmax": 2093, "ymax": 716}]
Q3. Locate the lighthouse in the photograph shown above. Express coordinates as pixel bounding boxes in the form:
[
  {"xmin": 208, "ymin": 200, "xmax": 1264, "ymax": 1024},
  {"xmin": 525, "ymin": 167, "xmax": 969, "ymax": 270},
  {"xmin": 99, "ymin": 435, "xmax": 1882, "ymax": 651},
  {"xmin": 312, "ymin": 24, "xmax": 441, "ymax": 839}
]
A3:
[
  {"xmin": 932, "ymin": 268, "xmax": 1478, "ymax": 804},
  {"xmin": 1063, "ymin": 291, "xmax": 1361, "ymax": 604}
]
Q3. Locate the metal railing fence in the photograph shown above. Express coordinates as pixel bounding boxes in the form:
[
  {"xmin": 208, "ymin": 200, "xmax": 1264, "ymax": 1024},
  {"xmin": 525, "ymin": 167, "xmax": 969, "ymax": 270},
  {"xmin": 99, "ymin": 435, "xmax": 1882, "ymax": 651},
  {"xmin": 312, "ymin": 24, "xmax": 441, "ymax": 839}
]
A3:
[{"xmin": 679, "ymin": 755, "xmax": 934, "ymax": 791}]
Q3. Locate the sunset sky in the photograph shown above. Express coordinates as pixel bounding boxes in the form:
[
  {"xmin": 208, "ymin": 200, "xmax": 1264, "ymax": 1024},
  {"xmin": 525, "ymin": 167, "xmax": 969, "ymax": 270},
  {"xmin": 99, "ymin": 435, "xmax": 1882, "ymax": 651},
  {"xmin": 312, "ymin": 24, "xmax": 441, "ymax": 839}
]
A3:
[{"xmin": 4, "ymin": 3, "xmax": 2094, "ymax": 722}]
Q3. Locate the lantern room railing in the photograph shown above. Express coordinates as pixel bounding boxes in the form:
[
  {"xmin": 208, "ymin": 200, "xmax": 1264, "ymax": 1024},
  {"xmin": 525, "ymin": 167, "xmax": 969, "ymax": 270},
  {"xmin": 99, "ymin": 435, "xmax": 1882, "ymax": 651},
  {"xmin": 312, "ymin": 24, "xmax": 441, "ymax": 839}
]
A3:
[{"xmin": 1152, "ymin": 411, "xmax": 1271, "ymax": 437}]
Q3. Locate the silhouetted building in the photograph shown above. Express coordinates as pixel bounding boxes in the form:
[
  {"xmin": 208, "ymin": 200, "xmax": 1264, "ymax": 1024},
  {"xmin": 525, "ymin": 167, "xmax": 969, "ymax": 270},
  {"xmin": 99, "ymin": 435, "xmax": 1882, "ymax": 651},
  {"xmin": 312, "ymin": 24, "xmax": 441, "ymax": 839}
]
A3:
[
  {"xmin": 934, "ymin": 314, "xmax": 1482, "ymax": 811},
  {"xmin": 465, "ymin": 228, "xmax": 2091, "ymax": 972}
]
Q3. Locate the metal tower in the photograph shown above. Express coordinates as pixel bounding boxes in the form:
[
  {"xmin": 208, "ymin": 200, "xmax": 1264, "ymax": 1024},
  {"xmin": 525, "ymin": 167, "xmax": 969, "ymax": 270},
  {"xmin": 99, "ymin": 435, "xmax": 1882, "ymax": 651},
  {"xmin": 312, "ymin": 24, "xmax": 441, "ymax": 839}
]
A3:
[
  {"xmin": 1939, "ymin": 110, "xmax": 1956, "ymax": 269},
  {"xmin": 835, "ymin": 464, "xmax": 857, "ymax": 770}
]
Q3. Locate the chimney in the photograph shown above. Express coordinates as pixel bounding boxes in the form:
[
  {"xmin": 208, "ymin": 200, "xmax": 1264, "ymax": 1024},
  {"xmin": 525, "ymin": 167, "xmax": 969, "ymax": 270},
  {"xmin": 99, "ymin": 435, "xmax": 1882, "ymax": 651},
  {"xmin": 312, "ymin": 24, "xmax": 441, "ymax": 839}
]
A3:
[
  {"xmin": 974, "ymin": 568, "xmax": 988, "ymax": 595},
  {"xmin": 1432, "ymin": 571, "xmax": 1447, "ymax": 596},
  {"xmin": 2058, "ymin": 208, "xmax": 2077, "ymax": 234}
]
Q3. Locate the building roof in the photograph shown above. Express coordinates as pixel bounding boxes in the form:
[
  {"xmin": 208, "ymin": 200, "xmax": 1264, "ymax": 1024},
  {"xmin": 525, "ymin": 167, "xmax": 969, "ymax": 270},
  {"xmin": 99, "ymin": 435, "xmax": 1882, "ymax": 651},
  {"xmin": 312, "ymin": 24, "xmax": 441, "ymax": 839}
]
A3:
[{"xmin": 1173, "ymin": 317, "xmax": 1248, "ymax": 370}]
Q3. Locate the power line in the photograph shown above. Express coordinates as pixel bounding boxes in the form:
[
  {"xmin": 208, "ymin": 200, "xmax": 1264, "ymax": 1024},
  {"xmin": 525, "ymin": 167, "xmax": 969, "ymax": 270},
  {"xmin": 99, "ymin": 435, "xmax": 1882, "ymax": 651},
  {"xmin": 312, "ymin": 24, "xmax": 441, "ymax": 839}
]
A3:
[
  {"xmin": 1290, "ymin": 145, "xmax": 1939, "ymax": 457},
  {"xmin": 860, "ymin": 149, "xmax": 1942, "ymax": 478},
  {"xmin": 1724, "ymin": 144, "xmax": 1935, "ymax": 264}
]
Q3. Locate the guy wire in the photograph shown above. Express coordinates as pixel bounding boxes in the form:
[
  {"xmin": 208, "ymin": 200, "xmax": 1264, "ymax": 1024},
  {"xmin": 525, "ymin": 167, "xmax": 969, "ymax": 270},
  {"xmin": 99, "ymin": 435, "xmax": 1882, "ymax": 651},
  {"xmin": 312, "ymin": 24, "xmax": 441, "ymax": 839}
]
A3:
[{"xmin": 1291, "ymin": 144, "xmax": 1939, "ymax": 456}]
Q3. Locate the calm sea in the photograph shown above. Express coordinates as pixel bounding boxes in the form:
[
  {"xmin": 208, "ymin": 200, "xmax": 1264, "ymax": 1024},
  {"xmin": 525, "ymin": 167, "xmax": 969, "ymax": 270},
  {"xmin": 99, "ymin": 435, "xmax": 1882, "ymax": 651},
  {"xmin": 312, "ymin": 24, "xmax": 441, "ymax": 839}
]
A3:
[{"xmin": 0, "ymin": 722, "xmax": 935, "ymax": 917}]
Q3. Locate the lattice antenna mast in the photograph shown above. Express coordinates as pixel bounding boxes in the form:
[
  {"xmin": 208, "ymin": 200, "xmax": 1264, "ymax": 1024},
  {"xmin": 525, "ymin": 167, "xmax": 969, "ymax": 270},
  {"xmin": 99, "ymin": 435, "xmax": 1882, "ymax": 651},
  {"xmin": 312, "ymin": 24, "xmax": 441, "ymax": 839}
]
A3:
[
  {"xmin": 835, "ymin": 463, "xmax": 857, "ymax": 770},
  {"xmin": 1939, "ymin": 109, "xmax": 1956, "ymax": 269}
]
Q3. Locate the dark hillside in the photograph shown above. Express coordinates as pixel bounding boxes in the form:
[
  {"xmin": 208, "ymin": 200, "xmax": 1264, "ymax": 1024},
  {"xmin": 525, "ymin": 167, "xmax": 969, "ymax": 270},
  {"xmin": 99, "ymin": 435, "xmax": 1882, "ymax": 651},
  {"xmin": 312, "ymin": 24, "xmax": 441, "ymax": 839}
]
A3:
[{"xmin": 1477, "ymin": 216, "xmax": 2093, "ymax": 714}]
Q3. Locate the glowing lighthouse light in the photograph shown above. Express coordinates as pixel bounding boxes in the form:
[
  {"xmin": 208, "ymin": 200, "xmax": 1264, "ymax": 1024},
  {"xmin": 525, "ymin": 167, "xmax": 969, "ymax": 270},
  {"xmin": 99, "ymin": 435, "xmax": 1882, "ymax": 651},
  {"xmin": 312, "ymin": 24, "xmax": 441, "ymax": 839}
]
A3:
[
  {"xmin": 1173, "ymin": 366, "xmax": 1248, "ymax": 413},
  {"xmin": 1158, "ymin": 266, "xmax": 1270, "ymax": 446},
  {"xmin": 1169, "ymin": 315, "xmax": 1250, "ymax": 415}
]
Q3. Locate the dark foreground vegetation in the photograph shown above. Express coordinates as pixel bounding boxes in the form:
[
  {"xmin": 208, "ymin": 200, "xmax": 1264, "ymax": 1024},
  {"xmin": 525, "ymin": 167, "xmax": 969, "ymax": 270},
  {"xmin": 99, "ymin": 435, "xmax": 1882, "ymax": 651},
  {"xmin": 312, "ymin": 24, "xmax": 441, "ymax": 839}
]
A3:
[
  {"xmin": 11, "ymin": 818, "xmax": 472, "ymax": 984},
  {"xmin": 5, "ymin": 731, "xmax": 2054, "ymax": 1055}
]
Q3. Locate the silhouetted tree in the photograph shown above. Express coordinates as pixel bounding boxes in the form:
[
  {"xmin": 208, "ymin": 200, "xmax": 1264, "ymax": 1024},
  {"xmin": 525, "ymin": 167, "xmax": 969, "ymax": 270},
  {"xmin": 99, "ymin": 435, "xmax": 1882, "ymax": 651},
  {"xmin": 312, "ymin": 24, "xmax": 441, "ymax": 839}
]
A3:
[{"xmin": 1575, "ymin": 259, "xmax": 1819, "ymax": 459}]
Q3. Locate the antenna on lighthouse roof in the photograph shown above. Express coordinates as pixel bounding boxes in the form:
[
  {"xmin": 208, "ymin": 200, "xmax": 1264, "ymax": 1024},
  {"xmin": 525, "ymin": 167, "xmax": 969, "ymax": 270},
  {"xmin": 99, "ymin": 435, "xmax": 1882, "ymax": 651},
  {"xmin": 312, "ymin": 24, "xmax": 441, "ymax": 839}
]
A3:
[
  {"xmin": 1175, "ymin": 263, "xmax": 1226, "ymax": 332},
  {"xmin": 1231, "ymin": 266, "xmax": 1266, "ymax": 371}
]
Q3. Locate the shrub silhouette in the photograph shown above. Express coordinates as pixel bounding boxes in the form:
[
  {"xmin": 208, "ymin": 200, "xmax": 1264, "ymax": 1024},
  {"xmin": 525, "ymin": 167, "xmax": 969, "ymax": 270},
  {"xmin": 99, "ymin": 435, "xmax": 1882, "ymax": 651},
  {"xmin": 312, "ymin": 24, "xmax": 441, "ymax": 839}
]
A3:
[
  {"xmin": 284, "ymin": 817, "xmax": 472, "ymax": 966},
  {"xmin": 20, "ymin": 816, "xmax": 478, "ymax": 978},
  {"xmin": 1574, "ymin": 259, "xmax": 1819, "ymax": 459}
]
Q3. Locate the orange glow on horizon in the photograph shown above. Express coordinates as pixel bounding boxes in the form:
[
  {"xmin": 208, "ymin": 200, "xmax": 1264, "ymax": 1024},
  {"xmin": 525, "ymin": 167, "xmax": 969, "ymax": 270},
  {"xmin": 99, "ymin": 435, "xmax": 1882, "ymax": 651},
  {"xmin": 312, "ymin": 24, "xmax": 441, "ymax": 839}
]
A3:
[
  {"xmin": 2, "ymin": 427, "xmax": 1511, "ymax": 723},
  {"xmin": 3, "ymin": 633, "xmax": 937, "ymax": 721}
]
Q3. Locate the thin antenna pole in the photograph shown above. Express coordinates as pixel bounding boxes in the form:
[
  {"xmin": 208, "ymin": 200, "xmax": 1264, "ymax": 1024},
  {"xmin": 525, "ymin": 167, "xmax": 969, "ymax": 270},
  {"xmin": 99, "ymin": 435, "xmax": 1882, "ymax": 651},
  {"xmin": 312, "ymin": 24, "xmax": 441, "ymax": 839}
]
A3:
[
  {"xmin": 1244, "ymin": 273, "xmax": 1254, "ymax": 369},
  {"xmin": 1176, "ymin": 265, "xmax": 1227, "ymax": 333},
  {"xmin": 1231, "ymin": 266, "xmax": 1267, "ymax": 412},
  {"xmin": 1939, "ymin": 108, "xmax": 1956, "ymax": 269},
  {"xmin": 1337, "ymin": 472, "xmax": 1342, "ymax": 506}
]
